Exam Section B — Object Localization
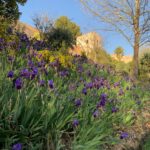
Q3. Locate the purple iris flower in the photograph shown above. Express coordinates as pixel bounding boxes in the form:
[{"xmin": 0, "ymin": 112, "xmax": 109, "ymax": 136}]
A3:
[
  {"xmin": 20, "ymin": 34, "xmax": 29, "ymax": 43},
  {"xmin": 60, "ymin": 70, "xmax": 69, "ymax": 77},
  {"xmin": 48, "ymin": 80, "xmax": 54, "ymax": 89},
  {"xmin": 7, "ymin": 71, "xmax": 14, "ymax": 78},
  {"xmin": 32, "ymin": 67, "xmax": 38, "ymax": 75},
  {"xmin": 97, "ymin": 93, "xmax": 107, "ymax": 107},
  {"xmin": 12, "ymin": 143, "xmax": 22, "ymax": 150},
  {"xmin": 136, "ymin": 100, "xmax": 141, "ymax": 105},
  {"xmin": 82, "ymin": 88, "xmax": 87, "ymax": 95},
  {"xmin": 87, "ymin": 70, "xmax": 91, "ymax": 76},
  {"xmin": 80, "ymin": 77, "xmax": 83, "ymax": 82},
  {"xmin": 20, "ymin": 69, "xmax": 30, "ymax": 78},
  {"xmin": 75, "ymin": 99, "xmax": 82, "ymax": 107},
  {"xmin": 101, "ymin": 93, "xmax": 107, "ymax": 100},
  {"xmin": 120, "ymin": 132, "xmax": 129, "ymax": 139},
  {"xmin": 112, "ymin": 107, "xmax": 118, "ymax": 113},
  {"xmin": 114, "ymin": 82, "xmax": 120, "ymax": 88},
  {"xmin": 107, "ymin": 84, "xmax": 111, "ymax": 90},
  {"xmin": 15, "ymin": 78, "xmax": 23, "ymax": 90},
  {"xmin": 72, "ymin": 119, "xmax": 79, "ymax": 127},
  {"xmin": 78, "ymin": 66, "xmax": 83, "ymax": 73},
  {"xmin": 51, "ymin": 59, "xmax": 59, "ymax": 68},
  {"xmin": 31, "ymin": 67, "xmax": 38, "ymax": 79},
  {"xmin": 86, "ymin": 82, "xmax": 93, "ymax": 89},
  {"xmin": 39, "ymin": 80, "xmax": 45, "ymax": 87},
  {"xmin": 119, "ymin": 89, "xmax": 124, "ymax": 96},
  {"xmin": 37, "ymin": 61, "xmax": 44, "ymax": 68},
  {"xmin": 28, "ymin": 60, "xmax": 34, "ymax": 68},
  {"xmin": 93, "ymin": 110, "xmax": 99, "ymax": 118},
  {"xmin": 7, "ymin": 56, "xmax": 14, "ymax": 62}
]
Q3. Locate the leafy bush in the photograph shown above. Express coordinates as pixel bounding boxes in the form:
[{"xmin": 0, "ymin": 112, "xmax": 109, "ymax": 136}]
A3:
[
  {"xmin": 44, "ymin": 27, "xmax": 75, "ymax": 52},
  {"xmin": 37, "ymin": 50, "xmax": 74, "ymax": 69},
  {"xmin": 139, "ymin": 53, "xmax": 150, "ymax": 79}
]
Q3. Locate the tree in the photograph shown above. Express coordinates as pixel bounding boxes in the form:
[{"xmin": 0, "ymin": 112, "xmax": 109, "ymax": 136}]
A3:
[
  {"xmin": 44, "ymin": 27, "xmax": 74, "ymax": 52},
  {"xmin": 80, "ymin": 0, "xmax": 150, "ymax": 79},
  {"xmin": 32, "ymin": 14, "xmax": 54, "ymax": 40},
  {"xmin": 55, "ymin": 16, "xmax": 81, "ymax": 41},
  {"xmin": 114, "ymin": 47, "xmax": 124, "ymax": 61},
  {"xmin": 0, "ymin": 0, "xmax": 27, "ymax": 21},
  {"xmin": 33, "ymin": 15, "xmax": 81, "ymax": 52}
]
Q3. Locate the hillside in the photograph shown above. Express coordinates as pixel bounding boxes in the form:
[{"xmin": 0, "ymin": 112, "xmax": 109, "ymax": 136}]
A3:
[{"xmin": 16, "ymin": 21, "xmax": 39, "ymax": 38}]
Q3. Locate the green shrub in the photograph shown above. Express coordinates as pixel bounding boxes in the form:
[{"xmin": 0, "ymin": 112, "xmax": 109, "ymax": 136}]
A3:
[
  {"xmin": 44, "ymin": 28, "xmax": 75, "ymax": 52},
  {"xmin": 87, "ymin": 48, "xmax": 112, "ymax": 65},
  {"xmin": 139, "ymin": 53, "xmax": 150, "ymax": 79}
]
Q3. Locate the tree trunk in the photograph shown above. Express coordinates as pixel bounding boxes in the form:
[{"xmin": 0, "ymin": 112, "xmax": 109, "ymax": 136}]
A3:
[
  {"xmin": 133, "ymin": 41, "xmax": 139, "ymax": 79},
  {"xmin": 133, "ymin": 0, "xmax": 140, "ymax": 79}
]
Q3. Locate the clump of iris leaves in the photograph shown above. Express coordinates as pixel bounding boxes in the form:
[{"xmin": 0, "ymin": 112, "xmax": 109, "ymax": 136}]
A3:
[{"xmin": 0, "ymin": 34, "xmax": 149, "ymax": 150}]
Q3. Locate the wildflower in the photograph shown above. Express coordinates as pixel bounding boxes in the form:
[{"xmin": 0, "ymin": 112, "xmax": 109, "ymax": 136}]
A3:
[
  {"xmin": 136, "ymin": 100, "xmax": 141, "ymax": 105},
  {"xmin": 7, "ymin": 71, "xmax": 14, "ymax": 78},
  {"xmin": 119, "ymin": 89, "xmax": 124, "ymax": 96},
  {"xmin": 75, "ymin": 99, "xmax": 82, "ymax": 107},
  {"xmin": 82, "ymin": 88, "xmax": 87, "ymax": 95},
  {"xmin": 8, "ymin": 56, "xmax": 14, "ymax": 62},
  {"xmin": 20, "ymin": 34, "xmax": 29, "ymax": 43},
  {"xmin": 112, "ymin": 107, "xmax": 118, "ymax": 113},
  {"xmin": 87, "ymin": 70, "xmax": 91, "ymax": 76},
  {"xmin": 15, "ymin": 78, "xmax": 23, "ymax": 90},
  {"xmin": 60, "ymin": 70, "xmax": 69, "ymax": 77},
  {"xmin": 72, "ymin": 119, "xmax": 79, "ymax": 127},
  {"xmin": 97, "ymin": 93, "xmax": 107, "ymax": 107},
  {"xmin": 51, "ymin": 59, "xmax": 59, "ymax": 68},
  {"xmin": 93, "ymin": 110, "xmax": 99, "ymax": 118},
  {"xmin": 28, "ymin": 60, "xmax": 34, "ymax": 68},
  {"xmin": 86, "ymin": 82, "xmax": 93, "ymax": 89},
  {"xmin": 20, "ymin": 69, "xmax": 30, "ymax": 78},
  {"xmin": 12, "ymin": 143, "xmax": 22, "ymax": 150},
  {"xmin": 39, "ymin": 80, "xmax": 45, "ymax": 87},
  {"xmin": 48, "ymin": 80, "xmax": 54, "ymax": 89},
  {"xmin": 114, "ymin": 82, "xmax": 120, "ymax": 88},
  {"xmin": 7, "ymin": 27, "xmax": 13, "ymax": 34},
  {"xmin": 78, "ymin": 65, "xmax": 83, "ymax": 73},
  {"xmin": 30, "ymin": 67, "xmax": 38, "ymax": 79},
  {"xmin": 80, "ymin": 77, "xmax": 83, "ymax": 82},
  {"xmin": 120, "ymin": 132, "xmax": 129, "ymax": 139},
  {"xmin": 37, "ymin": 61, "xmax": 44, "ymax": 68},
  {"xmin": 32, "ymin": 67, "xmax": 38, "ymax": 75},
  {"xmin": 107, "ymin": 84, "xmax": 111, "ymax": 90}
]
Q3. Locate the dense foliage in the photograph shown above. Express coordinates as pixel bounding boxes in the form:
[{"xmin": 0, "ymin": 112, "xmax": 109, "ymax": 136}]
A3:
[
  {"xmin": 140, "ymin": 52, "xmax": 150, "ymax": 79},
  {"xmin": 114, "ymin": 47, "xmax": 124, "ymax": 61},
  {"xmin": 0, "ymin": 0, "xmax": 27, "ymax": 21},
  {"xmin": 55, "ymin": 16, "xmax": 81, "ymax": 39},
  {"xmin": 33, "ymin": 15, "xmax": 80, "ymax": 51},
  {"xmin": 44, "ymin": 27, "xmax": 74, "ymax": 52}
]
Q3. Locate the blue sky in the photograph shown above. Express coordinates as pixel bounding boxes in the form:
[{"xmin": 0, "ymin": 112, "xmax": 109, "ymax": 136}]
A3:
[{"xmin": 19, "ymin": 0, "xmax": 133, "ymax": 55}]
